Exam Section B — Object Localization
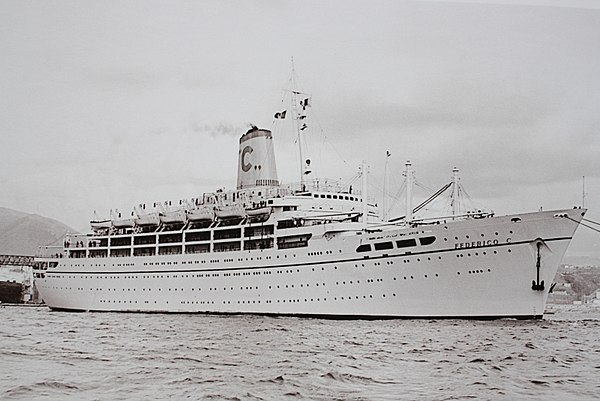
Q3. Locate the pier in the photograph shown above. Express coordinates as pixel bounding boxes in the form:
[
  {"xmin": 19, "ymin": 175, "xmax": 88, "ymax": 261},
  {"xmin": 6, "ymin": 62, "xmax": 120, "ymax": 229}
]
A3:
[
  {"xmin": 0, "ymin": 254, "xmax": 34, "ymax": 267},
  {"xmin": 0, "ymin": 254, "xmax": 38, "ymax": 304}
]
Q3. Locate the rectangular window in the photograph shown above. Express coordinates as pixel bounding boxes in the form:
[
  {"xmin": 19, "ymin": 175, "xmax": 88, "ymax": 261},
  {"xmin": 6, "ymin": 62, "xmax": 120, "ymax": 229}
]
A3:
[
  {"xmin": 396, "ymin": 238, "xmax": 417, "ymax": 248},
  {"xmin": 186, "ymin": 231, "xmax": 210, "ymax": 242},
  {"xmin": 214, "ymin": 228, "xmax": 241, "ymax": 240},
  {"xmin": 277, "ymin": 234, "xmax": 312, "ymax": 249},
  {"xmin": 374, "ymin": 241, "xmax": 393, "ymax": 251}
]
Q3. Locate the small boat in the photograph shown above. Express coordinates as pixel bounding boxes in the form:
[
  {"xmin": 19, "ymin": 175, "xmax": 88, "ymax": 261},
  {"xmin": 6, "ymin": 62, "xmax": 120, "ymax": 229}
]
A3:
[
  {"xmin": 90, "ymin": 219, "xmax": 111, "ymax": 231},
  {"xmin": 246, "ymin": 206, "xmax": 271, "ymax": 218},
  {"xmin": 112, "ymin": 217, "xmax": 135, "ymax": 229},
  {"xmin": 187, "ymin": 206, "xmax": 215, "ymax": 222},
  {"xmin": 215, "ymin": 204, "xmax": 246, "ymax": 219},
  {"xmin": 90, "ymin": 210, "xmax": 112, "ymax": 232},
  {"xmin": 135, "ymin": 212, "xmax": 160, "ymax": 227},
  {"xmin": 160, "ymin": 209, "xmax": 187, "ymax": 224}
]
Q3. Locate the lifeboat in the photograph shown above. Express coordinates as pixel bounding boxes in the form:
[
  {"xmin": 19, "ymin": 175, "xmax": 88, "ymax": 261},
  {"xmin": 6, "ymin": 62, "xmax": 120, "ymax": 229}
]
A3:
[
  {"xmin": 159, "ymin": 209, "xmax": 187, "ymax": 224},
  {"xmin": 112, "ymin": 217, "xmax": 135, "ymax": 229},
  {"xmin": 110, "ymin": 210, "xmax": 136, "ymax": 229},
  {"xmin": 135, "ymin": 212, "xmax": 160, "ymax": 227},
  {"xmin": 187, "ymin": 205, "xmax": 215, "ymax": 222},
  {"xmin": 90, "ymin": 219, "xmax": 111, "ymax": 232},
  {"xmin": 215, "ymin": 204, "xmax": 247, "ymax": 220},
  {"xmin": 246, "ymin": 206, "xmax": 271, "ymax": 218}
]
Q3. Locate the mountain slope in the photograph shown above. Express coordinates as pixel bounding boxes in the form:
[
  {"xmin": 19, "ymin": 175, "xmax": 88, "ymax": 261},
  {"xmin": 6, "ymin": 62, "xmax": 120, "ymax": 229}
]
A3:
[
  {"xmin": 0, "ymin": 207, "xmax": 29, "ymax": 233},
  {"xmin": 0, "ymin": 207, "xmax": 76, "ymax": 256}
]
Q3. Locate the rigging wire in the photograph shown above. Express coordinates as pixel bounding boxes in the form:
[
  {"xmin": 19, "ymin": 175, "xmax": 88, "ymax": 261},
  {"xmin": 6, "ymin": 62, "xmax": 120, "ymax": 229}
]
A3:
[
  {"xmin": 565, "ymin": 216, "xmax": 600, "ymax": 234},
  {"xmin": 275, "ymin": 64, "xmax": 350, "ymax": 180},
  {"xmin": 386, "ymin": 168, "xmax": 493, "ymax": 220},
  {"xmin": 386, "ymin": 181, "xmax": 407, "ymax": 216},
  {"xmin": 413, "ymin": 182, "xmax": 452, "ymax": 214},
  {"xmin": 583, "ymin": 218, "xmax": 600, "ymax": 227}
]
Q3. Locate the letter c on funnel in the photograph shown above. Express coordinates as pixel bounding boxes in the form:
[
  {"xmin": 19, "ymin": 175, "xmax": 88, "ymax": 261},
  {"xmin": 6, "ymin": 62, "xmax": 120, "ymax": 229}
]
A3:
[{"xmin": 241, "ymin": 146, "xmax": 253, "ymax": 172}]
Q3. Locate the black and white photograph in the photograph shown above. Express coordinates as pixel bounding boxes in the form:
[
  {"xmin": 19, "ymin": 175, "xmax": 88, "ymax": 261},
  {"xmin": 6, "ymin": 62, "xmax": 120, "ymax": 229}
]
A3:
[{"xmin": 1, "ymin": 0, "xmax": 599, "ymax": 399}]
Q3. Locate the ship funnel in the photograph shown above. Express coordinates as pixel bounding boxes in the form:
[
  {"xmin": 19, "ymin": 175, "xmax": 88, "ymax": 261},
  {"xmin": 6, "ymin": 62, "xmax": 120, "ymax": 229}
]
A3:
[{"xmin": 236, "ymin": 126, "xmax": 279, "ymax": 190}]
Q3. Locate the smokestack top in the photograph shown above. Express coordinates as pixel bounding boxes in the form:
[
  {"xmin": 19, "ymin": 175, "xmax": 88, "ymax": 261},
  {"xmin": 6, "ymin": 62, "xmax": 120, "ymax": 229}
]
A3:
[{"xmin": 240, "ymin": 126, "xmax": 272, "ymax": 144}]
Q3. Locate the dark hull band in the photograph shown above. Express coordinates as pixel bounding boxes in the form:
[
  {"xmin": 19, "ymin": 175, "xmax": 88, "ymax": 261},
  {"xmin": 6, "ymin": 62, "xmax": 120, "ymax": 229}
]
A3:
[{"xmin": 47, "ymin": 307, "xmax": 543, "ymax": 320}]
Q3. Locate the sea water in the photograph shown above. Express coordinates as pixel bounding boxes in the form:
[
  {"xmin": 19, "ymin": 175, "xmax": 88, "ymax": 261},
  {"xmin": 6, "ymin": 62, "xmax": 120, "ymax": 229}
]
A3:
[{"xmin": 1, "ymin": 305, "xmax": 598, "ymax": 400}]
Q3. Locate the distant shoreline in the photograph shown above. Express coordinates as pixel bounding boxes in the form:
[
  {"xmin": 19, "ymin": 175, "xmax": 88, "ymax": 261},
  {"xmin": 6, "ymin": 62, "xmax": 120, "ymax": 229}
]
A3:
[{"xmin": 0, "ymin": 302, "xmax": 45, "ymax": 307}]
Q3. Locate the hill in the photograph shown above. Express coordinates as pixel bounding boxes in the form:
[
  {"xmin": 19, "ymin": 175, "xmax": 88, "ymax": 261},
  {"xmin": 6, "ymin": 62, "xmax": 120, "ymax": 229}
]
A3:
[
  {"xmin": 548, "ymin": 264, "xmax": 600, "ymax": 304},
  {"xmin": 0, "ymin": 207, "xmax": 76, "ymax": 256}
]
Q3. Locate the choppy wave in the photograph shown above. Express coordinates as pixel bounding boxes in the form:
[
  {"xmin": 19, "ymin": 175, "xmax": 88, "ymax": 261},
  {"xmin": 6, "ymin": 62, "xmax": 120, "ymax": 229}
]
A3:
[
  {"xmin": 4, "ymin": 381, "xmax": 80, "ymax": 399},
  {"xmin": 0, "ymin": 306, "xmax": 599, "ymax": 400}
]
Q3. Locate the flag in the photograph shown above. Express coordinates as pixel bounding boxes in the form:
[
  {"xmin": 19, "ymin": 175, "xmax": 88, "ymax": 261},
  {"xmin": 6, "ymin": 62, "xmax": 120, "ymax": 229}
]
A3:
[
  {"xmin": 274, "ymin": 110, "xmax": 287, "ymax": 119},
  {"xmin": 300, "ymin": 98, "xmax": 311, "ymax": 110}
]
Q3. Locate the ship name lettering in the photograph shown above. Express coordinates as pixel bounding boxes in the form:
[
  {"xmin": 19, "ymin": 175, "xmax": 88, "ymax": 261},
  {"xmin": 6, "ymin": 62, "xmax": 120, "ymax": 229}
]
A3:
[{"xmin": 455, "ymin": 239, "xmax": 500, "ymax": 249}]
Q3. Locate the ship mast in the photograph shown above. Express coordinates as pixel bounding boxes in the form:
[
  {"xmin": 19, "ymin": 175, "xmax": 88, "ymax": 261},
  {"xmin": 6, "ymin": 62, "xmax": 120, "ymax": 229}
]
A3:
[
  {"xmin": 451, "ymin": 167, "xmax": 460, "ymax": 220},
  {"xmin": 289, "ymin": 60, "xmax": 310, "ymax": 189},
  {"xmin": 383, "ymin": 151, "xmax": 390, "ymax": 221},
  {"xmin": 583, "ymin": 175, "xmax": 587, "ymax": 208},
  {"xmin": 361, "ymin": 161, "xmax": 369, "ymax": 223},
  {"xmin": 404, "ymin": 161, "xmax": 414, "ymax": 223}
]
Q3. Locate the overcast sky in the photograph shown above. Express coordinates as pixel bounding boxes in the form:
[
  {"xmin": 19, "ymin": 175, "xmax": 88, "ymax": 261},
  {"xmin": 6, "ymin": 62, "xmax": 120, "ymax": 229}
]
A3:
[{"xmin": 1, "ymin": 0, "xmax": 599, "ymax": 257}]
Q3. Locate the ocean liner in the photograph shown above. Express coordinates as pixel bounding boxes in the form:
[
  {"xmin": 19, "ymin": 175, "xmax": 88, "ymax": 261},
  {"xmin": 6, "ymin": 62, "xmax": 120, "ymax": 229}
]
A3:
[{"xmin": 34, "ymin": 84, "xmax": 585, "ymax": 319}]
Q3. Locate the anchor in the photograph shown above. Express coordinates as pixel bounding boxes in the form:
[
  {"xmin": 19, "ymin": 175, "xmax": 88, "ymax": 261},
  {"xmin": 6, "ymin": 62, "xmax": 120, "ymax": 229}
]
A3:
[{"xmin": 531, "ymin": 241, "xmax": 545, "ymax": 291}]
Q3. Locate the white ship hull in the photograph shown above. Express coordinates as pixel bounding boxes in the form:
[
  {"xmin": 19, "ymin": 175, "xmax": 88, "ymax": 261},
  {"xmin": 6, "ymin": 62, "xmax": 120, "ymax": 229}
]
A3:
[{"xmin": 35, "ymin": 208, "xmax": 584, "ymax": 319}]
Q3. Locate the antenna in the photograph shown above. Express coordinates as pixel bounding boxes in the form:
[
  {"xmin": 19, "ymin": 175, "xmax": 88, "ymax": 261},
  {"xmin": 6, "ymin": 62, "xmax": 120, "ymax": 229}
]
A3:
[
  {"xmin": 361, "ymin": 161, "xmax": 369, "ymax": 223},
  {"xmin": 287, "ymin": 60, "xmax": 313, "ymax": 188},
  {"xmin": 451, "ymin": 167, "xmax": 460, "ymax": 219},
  {"xmin": 583, "ymin": 176, "xmax": 587, "ymax": 208},
  {"xmin": 404, "ymin": 161, "xmax": 414, "ymax": 223},
  {"xmin": 289, "ymin": 60, "xmax": 305, "ymax": 187},
  {"xmin": 383, "ymin": 151, "xmax": 391, "ymax": 221}
]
